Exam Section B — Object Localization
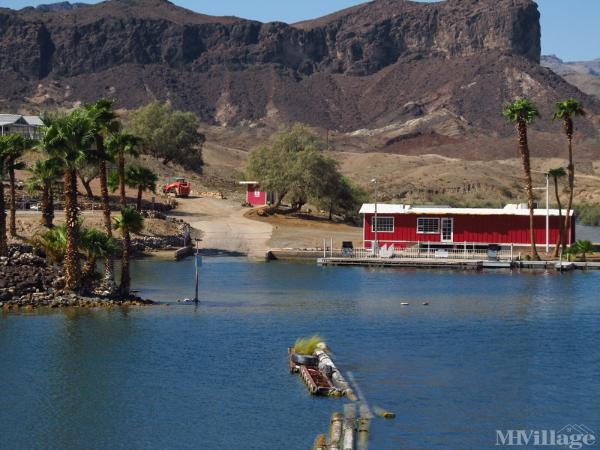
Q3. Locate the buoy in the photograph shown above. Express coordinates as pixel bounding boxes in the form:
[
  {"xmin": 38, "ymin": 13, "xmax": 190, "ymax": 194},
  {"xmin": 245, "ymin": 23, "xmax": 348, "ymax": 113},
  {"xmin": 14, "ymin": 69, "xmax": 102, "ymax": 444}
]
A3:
[
  {"xmin": 373, "ymin": 406, "xmax": 396, "ymax": 419},
  {"xmin": 401, "ymin": 302, "xmax": 409, "ymax": 306},
  {"xmin": 422, "ymin": 302, "xmax": 429, "ymax": 306}
]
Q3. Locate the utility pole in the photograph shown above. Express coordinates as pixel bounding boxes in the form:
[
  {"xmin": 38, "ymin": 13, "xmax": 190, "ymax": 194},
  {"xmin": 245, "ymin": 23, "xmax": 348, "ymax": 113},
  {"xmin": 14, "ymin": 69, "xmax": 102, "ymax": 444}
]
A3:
[{"xmin": 371, "ymin": 178, "xmax": 378, "ymax": 254}]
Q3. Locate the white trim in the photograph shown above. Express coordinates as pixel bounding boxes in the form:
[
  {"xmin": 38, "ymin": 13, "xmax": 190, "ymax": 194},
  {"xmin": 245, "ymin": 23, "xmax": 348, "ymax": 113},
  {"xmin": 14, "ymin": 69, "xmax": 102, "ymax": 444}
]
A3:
[
  {"xmin": 363, "ymin": 239, "xmax": 561, "ymax": 247},
  {"xmin": 239, "ymin": 181, "xmax": 259, "ymax": 185},
  {"xmin": 371, "ymin": 216, "xmax": 394, "ymax": 233},
  {"xmin": 359, "ymin": 203, "xmax": 574, "ymax": 217},
  {"xmin": 416, "ymin": 217, "xmax": 441, "ymax": 234}
]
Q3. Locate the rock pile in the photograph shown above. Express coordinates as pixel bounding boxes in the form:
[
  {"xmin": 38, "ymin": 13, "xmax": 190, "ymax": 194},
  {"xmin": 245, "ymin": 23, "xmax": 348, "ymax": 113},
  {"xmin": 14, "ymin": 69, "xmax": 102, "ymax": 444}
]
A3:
[{"xmin": 0, "ymin": 247, "xmax": 154, "ymax": 311}]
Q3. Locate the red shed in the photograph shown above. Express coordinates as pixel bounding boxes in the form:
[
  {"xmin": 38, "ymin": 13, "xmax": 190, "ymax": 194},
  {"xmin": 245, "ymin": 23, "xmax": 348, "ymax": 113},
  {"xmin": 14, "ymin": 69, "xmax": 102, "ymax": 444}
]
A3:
[
  {"xmin": 239, "ymin": 181, "xmax": 273, "ymax": 207},
  {"xmin": 360, "ymin": 203, "xmax": 575, "ymax": 250}
]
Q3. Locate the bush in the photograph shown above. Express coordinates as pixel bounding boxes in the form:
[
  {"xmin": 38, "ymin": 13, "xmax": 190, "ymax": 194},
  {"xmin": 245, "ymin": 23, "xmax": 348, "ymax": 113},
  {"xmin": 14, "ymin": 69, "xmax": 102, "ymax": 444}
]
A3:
[
  {"xmin": 576, "ymin": 204, "xmax": 600, "ymax": 226},
  {"xmin": 293, "ymin": 334, "xmax": 324, "ymax": 355}
]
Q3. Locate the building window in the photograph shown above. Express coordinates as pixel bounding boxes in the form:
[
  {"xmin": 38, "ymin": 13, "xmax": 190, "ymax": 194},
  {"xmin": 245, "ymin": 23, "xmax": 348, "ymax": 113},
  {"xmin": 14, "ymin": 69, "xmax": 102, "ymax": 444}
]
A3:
[
  {"xmin": 371, "ymin": 217, "xmax": 394, "ymax": 232},
  {"xmin": 417, "ymin": 218, "xmax": 440, "ymax": 234}
]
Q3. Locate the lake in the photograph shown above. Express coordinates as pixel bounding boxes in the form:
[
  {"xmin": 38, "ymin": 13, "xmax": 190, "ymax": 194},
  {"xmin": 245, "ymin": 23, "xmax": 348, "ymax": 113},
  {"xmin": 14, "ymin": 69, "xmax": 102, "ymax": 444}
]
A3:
[{"xmin": 1, "ymin": 258, "xmax": 599, "ymax": 449}]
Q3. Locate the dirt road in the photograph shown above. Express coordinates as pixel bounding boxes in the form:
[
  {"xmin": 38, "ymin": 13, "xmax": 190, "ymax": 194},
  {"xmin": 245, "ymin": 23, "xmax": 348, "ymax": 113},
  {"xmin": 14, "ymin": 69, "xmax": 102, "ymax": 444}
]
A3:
[{"xmin": 170, "ymin": 196, "xmax": 273, "ymax": 259}]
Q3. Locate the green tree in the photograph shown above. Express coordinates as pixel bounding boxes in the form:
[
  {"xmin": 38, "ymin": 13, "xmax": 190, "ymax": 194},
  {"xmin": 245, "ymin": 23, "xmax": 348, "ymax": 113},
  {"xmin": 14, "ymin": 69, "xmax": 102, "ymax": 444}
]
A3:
[
  {"xmin": 127, "ymin": 101, "xmax": 205, "ymax": 169},
  {"xmin": 503, "ymin": 99, "xmax": 540, "ymax": 260},
  {"xmin": 125, "ymin": 165, "xmax": 158, "ymax": 211},
  {"xmin": 113, "ymin": 207, "xmax": 144, "ymax": 296},
  {"xmin": 79, "ymin": 228, "xmax": 119, "ymax": 290},
  {"xmin": 26, "ymin": 158, "xmax": 62, "ymax": 228},
  {"xmin": 107, "ymin": 133, "xmax": 141, "ymax": 208},
  {"xmin": 247, "ymin": 123, "xmax": 327, "ymax": 210},
  {"xmin": 84, "ymin": 99, "xmax": 122, "ymax": 292},
  {"xmin": 573, "ymin": 240, "xmax": 595, "ymax": 262},
  {"xmin": 1, "ymin": 134, "xmax": 35, "ymax": 237},
  {"xmin": 43, "ymin": 109, "xmax": 96, "ymax": 291},
  {"xmin": 548, "ymin": 167, "xmax": 566, "ymax": 257},
  {"xmin": 553, "ymin": 99, "xmax": 586, "ymax": 255}
]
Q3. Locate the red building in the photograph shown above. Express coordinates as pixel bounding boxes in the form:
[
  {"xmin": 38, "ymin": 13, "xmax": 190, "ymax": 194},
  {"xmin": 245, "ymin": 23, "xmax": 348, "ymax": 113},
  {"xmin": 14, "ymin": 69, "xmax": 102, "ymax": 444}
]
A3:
[
  {"xmin": 360, "ymin": 204, "xmax": 575, "ymax": 249},
  {"xmin": 239, "ymin": 181, "xmax": 272, "ymax": 207}
]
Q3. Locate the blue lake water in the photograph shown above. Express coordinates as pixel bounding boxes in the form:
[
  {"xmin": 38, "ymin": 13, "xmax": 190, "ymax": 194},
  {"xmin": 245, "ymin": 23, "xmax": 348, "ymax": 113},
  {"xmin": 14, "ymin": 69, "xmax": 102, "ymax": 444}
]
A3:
[{"xmin": 1, "ymin": 258, "xmax": 599, "ymax": 449}]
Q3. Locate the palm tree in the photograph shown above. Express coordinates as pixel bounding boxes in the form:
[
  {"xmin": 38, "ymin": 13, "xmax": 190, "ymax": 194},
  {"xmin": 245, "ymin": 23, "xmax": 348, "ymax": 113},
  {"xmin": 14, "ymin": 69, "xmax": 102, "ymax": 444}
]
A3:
[
  {"xmin": 32, "ymin": 224, "xmax": 68, "ymax": 263},
  {"xmin": 113, "ymin": 207, "xmax": 144, "ymax": 296},
  {"xmin": 107, "ymin": 133, "xmax": 141, "ymax": 208},
  {"xmin": 503, "ymin": 99, "xmax": 541, "ymax": 260},
  {"xmin": 85, "ymin": 99, "xmax": 121, "ymax": 292},
  {"xmin": 126, "ymin": 165, "xmax": 158, "ymax": 211},
  {"xmin": 553, "ymin": 99, "xmax": 586, "ymax": 254},
  {"xmin": 548, "ymin": 167, "xmax": 566, "ymax": 257},
  {"xmin": 2, "ymin": 134, "xmax": 35, "ymax": 237},
  {"xmin": 0, "ymin": 140, "xmax": 9, "ymax": 256},
  {"xmin": 573, "ymin": 240, "xmax": 595, "ymax": 262},
  {"xmin": 43, "ymin": 109, "xmax": 96, "ymax": 291},
  {"xmin": 79, "ymin": 228, "xmax": 118, "ymax": 291},
  {"xmin": 27, "ymin": 158, "xmax": 62, "ymax": 228}
]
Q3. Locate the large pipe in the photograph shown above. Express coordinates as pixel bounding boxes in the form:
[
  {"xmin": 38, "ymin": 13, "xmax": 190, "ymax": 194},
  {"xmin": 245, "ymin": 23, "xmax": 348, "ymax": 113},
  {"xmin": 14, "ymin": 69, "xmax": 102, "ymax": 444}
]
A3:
[
  {"xmin": 329, "ymin": 412, "xmax": 343, "ymax": 450},
  {"xmin": 315, "ymin": 349, "xmax": 357, "ymax": 400},
  {"xmin": 343, "ymin": 403, "xmax": 356, "ymax": 450}
]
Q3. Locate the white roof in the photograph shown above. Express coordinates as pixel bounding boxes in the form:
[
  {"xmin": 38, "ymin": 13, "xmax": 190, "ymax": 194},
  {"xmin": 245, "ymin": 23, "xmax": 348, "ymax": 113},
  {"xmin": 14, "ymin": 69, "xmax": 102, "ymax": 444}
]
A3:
[
  {"xmin": 0, "ymin": 114, "xmax": 43, "ymax": 126},
  {"xmin": 239, "ymin": 181, "xmax": 259, "ymax": 185},
  {"xmin": 359, "ymin": 203, "xmax": 574, "ymax": 217}
]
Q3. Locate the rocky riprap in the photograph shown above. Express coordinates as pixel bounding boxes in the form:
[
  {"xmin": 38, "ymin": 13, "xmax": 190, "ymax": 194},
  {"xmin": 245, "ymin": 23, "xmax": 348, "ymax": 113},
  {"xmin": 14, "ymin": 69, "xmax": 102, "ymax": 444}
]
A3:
[{"xmin": 0, "ymin": 247, "xmax": 154, "ymax": 311}]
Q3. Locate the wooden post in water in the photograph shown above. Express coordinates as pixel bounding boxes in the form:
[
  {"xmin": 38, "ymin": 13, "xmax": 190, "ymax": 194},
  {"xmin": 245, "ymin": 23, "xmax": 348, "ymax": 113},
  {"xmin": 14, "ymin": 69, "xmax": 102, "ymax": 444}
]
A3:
[
  {"xmin": 330, "ymin": 412, "xmax": 344, "ymax": 450},
  {"xmin": 193, "ymin": 240, "xmax": 201, "ymax": 303}
]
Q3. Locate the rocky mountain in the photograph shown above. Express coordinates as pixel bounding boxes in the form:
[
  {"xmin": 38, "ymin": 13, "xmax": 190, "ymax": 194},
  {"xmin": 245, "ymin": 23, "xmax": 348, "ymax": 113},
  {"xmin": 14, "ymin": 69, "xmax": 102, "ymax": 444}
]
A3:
[
  {"xmin": 542, "ymin": 55, "xmax": 600, "ymax": 100},
  {"xmin": 0, "ymin": 0, "xmax": 598, "ymax": 159},
  {"xmin": 34, "ymin": 2, "xmax": 89, "ymax": 12}
]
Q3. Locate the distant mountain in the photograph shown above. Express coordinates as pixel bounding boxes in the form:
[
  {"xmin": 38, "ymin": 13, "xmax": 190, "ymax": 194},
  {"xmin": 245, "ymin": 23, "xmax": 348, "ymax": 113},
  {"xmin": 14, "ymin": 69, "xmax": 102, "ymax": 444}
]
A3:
[
  {"xmin": 541, "ymin": 55, "xmax": 600, "ymax": 99},
  {"xmin": 34, "ymin": 2, "xmax": 89, "ymax": 12},
  {"xmin": 0, "ymin": 0, "xmax": 598, "ymax": 159}
]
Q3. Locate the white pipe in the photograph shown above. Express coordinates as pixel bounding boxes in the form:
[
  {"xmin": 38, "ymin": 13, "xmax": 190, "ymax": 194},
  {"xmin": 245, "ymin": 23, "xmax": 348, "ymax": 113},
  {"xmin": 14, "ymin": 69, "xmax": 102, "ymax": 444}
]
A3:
[{"xmin": 546, "ymin": 173, "xmax": 550, "ymax": 253}]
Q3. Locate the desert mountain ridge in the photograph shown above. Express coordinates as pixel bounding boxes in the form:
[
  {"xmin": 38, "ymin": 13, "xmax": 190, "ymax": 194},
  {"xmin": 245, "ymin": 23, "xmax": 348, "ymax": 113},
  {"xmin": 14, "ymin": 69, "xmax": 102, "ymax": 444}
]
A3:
[{"xmin": 0, "ymin": 0, "xmax": 599, "ymax": 163}]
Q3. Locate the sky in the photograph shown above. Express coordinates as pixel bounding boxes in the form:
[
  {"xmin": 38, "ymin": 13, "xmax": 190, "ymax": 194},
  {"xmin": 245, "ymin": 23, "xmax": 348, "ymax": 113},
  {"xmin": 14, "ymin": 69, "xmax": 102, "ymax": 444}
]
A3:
[{"xmin": 1, "ymin": 0, "xmax": 598, "ymax": 61}]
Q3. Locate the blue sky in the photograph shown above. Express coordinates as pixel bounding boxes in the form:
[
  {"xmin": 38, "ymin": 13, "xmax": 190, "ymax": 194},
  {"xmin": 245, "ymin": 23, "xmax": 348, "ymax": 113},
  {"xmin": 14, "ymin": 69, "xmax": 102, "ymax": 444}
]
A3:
[{"xmin": 2, "ymin": 0, "xmax": 598, "ymax": 61}]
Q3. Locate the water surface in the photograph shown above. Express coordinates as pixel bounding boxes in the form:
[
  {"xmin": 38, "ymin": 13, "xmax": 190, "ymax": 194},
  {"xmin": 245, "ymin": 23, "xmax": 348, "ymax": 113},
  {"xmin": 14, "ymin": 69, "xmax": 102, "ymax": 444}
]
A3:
[{"xmin": 1, "ymin": 258, "xmax": 599, "ymax": 449}]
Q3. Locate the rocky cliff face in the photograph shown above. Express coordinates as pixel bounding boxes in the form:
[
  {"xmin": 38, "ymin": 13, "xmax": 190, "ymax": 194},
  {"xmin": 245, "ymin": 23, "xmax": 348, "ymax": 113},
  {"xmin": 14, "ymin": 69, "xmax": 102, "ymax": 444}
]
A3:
[{"xmin": 0, "ymin": 0, "xmax": 597, "ymax": 150}]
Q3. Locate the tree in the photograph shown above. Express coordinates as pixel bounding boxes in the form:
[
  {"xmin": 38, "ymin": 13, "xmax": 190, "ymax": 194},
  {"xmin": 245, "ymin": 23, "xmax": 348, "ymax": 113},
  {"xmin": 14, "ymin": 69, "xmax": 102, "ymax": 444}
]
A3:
[
  {"xmin": 127, "ymin": 101, "xmax": 205, "ymax": 170},
  {"xmin": 0, "ymin": 142, "xmax": 8, "ymax": 256},
  {"xmin": 125, "ymin": 165, "xmax": 158, "ymax": 211},
  {"xmin": 548, "ymin": 168, "xmax": 566, "ymax": 257},
  {"xmin": 84, "ymin": 99, "xmax": 122, "ymax": 292},
  {"xmin": 107, "ymin": 133, "xmax": 141, "ymax": 208},
  {"xmin": 79, "ymin": 228, "xmax": 118, "ymax": 291},
  {"xmin": 503, "ymin": 99, "xmax": 541, "ymax": 260},
  {"xmin": 32, "ymin": 224, "xmax": 67, "ymax": 263},
  {"xmin": 573, "ymin": 240, "xmax": 595, "ymax": 262},
  {"xmin": 113, "ymin": 207, "xmax": 144, "ymax": 296},
  {"xmin": 1, "ymin": 134, "xmax": 35, "ymax": 237},
  {"xmin": 247, "ymin": 124, "xmax": 327, "ymax": 209},
  {"xmin": 26, "ymin": 158, "xmax": 62, "ymax": 228},
  {"xmin": 43, "ymin": 109, "xmax": 96, "ymax": 291},
  {"xmin": 553, "ymin": 99, "xmax": 586, "ymax": 254},
  {"xmin": 76, "ymin": 162, "xmax": 99, "ymax": 199}
]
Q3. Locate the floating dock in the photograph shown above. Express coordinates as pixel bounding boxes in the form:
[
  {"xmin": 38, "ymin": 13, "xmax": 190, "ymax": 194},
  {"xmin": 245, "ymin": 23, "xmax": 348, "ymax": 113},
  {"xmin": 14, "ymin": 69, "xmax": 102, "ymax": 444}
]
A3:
[{"xmin": 317, "ymin": 257, "xmax": 600, "ymax": 271}]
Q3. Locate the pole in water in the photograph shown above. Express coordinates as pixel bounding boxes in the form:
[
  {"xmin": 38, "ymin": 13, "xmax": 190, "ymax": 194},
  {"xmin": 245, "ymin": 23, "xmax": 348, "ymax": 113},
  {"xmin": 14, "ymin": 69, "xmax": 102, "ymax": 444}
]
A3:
[{"xmin": 194, "ymin": 239, "xmax": 201, "ymax": 303}]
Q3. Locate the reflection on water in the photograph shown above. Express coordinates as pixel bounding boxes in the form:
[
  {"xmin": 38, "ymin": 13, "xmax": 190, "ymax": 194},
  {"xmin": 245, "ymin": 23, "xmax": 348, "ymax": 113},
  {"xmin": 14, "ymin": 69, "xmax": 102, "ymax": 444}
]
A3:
[{"xmin": 1, "ymin": 258, "xmax": 600, "ymax": 449}]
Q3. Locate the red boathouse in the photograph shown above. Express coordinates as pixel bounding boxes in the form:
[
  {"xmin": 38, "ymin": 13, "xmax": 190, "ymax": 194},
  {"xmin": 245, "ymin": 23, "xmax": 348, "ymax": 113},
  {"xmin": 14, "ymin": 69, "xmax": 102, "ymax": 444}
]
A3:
[
  {"xmin": 359, "ymin": 204, "xmax": 575, "ymax": 249},
  {"xmin": 239, "ymin": 181, "xmax": 273, "ymax": 207}
]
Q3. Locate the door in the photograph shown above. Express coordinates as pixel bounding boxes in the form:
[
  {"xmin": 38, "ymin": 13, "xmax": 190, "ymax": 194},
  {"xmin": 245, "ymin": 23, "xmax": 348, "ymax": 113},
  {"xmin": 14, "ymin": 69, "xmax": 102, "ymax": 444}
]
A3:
[{"xmin": 441, "ymin": 218, "xmax": 454, "ymax": 243}]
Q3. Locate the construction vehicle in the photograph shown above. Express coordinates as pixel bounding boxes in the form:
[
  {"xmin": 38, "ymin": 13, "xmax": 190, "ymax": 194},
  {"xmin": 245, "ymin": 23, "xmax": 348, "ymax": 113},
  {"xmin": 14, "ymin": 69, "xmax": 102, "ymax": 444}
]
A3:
[{"xmin": 163, "ymin": 177, "xmax": 191, "ymax": 198}]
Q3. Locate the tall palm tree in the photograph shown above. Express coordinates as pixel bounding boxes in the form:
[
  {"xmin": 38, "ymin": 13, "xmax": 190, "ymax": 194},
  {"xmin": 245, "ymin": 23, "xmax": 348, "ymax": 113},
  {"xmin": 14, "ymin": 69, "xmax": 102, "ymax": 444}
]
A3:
[
  {"xmin": 503, "ymin": 99, "xmax": 541, "ymax": 260},
  {"xmin": 27, "ymin": 158, "xmax": 62, "ymax": 228},
  {"xmin": 2, "ymin": 134, "xmax": 35, "ymax": 237},
  {"xmin": 107, "ymin": 133, "xmax": 141, "ymax": 209},
  {"xmin": 126, "ymin": 165, "xmax": 158, "ymax": 211},
  {"xmin": 548, "ymin": 167, "xmax": 566, "ymax": 257},
  {"xmin": 553, "ymin": 99, "xmax": 586, "ymax": 254},
  {"xmin": 113, "ymin": 207, "xmax": 144, "ymax": 296},
  {"xmin": 0, "ymin": 139, "xmax": 9, "ymax": 256},
  {"xmin": 85, "ymin": 99, "xmax": 121, "ymax": 292},
  {"xmin": 43, "ymin": 109, "xmax": 96, "ymax": 291}
]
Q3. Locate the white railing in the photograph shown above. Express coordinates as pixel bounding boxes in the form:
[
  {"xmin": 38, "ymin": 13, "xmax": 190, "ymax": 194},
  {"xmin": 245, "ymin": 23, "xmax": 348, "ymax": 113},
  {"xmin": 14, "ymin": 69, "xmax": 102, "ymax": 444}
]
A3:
[{"xmin": 325, "ymin": 246, "xmax": 513, "ymax": 261}]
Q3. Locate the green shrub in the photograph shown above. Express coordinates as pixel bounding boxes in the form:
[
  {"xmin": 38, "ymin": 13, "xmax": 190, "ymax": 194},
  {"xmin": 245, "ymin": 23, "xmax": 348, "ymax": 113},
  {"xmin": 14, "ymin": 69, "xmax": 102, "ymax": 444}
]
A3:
[{"xmin": 293, "ymin": 334, "xmax": 324, "ymax": 355}]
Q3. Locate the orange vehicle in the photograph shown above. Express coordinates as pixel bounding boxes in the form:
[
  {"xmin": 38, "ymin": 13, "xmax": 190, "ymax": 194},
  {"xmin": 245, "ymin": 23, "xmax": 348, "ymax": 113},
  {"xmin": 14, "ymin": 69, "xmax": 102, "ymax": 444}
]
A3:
[{"xmin": 163, "ymin": 177, "xmax": 191, "ymax": 198}]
